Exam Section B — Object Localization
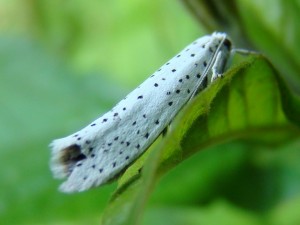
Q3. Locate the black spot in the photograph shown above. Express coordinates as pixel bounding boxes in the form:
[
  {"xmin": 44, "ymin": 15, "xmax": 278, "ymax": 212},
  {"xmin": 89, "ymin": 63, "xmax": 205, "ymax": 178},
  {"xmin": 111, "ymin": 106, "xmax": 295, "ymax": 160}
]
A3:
[
  {"xmin": 85, "ymin": 140, "xmax": 91, "ymax": 144},
  {"xmin": 177, "ymin": 54, "xmax": 181, "ymax": 57},
  {"xmin": 121, "ymin": 141, "xmax": 124, "ymax": 144},
  {"xmin": 167, "ymin": 91, "xmax": 171, "ymax": 95},
  {"xmin": 166, "ymin": 62, "xmax": 170, "ymax": 65},
  {"xmin": 132, "ymin": 121, "xmax": 136, "ymax": 125},
  {"xmin": 114, "ymin": 136, "xmax": 119, "ymax": 141},
  {"xmin": 77, "ymin": 163, "xmax": 82, "ymax": 167},
  {"xmin": 119, "ymin": 151, "xmax": 123, "ymax": 154},
  {"xmin": 187, "ymin": 89, "xmax": 191, "ymax": 94},
  {"xmin": 137, "ymin": 95, "xmax": 143, "ymax": 99},
  {"xmin": 114, "ymin": 113, "xmax": 118, "ymax": 117},
  {"xmin": 172, "ymin": 69, "xmax": 176, "ymax": 72},
  {"xmin": 123, "ymin": 107, "xmax": 126, "ymax": 111},
  {"xmin": 197, "ymin": 73, "xmax": 201, "ymax": 78},
  {"xmin": 203, "ymin": 61, "xmax": 207, "ymax": 67},
  {"xmin": 77, "ymin": 137, "xmax": 81, "ymax": 141},
  {"xmin": 176, "ymin": 90, "xmax": 180, "ymax": 94},
  {"xmin": 190, "ymin": 54, "xmax": 195, "ymax": 57},
  {"xmin": 158, "ymin": 68, "xmax": 161, "ymax": 71},
  {"xmin": 99, "ymin": 168, "xmax": 103, "ymax": 173},
  {"xmin": 202, "ymin": 44, "xmax": 205, "ymax": 48},
  {"xmin": 92, "ymin": 165, "xmax": 95, "ymax": 169},
  {"xmin": 145, "ymin": 133, "xmax": 149, "ymax": 138},
  {"xmin": 125, "ymin": 156, "xmax": 130, "ymax": 160},
  {"xmin": 155, "ymin": 120, "xmax": 159, "ymax": 125},
  {"xmin": 151, "ymin": 74, "xmax": 155, "ymax": 77},
  {"xmin": 102, "ymin": 118, "xmax": 108, "ymax": 122},
  {"xmin": 185, "ymin": 48, "xmax": 190, "ymax": 51},
  {"xmin": 126, "ymin": 142, "xmax": 130, "ymax": 146},
  {"xmin": 168, "ymin": 102, "xmax": 173, "ymax": 106},
  {"xmin": 179, "ymin": 79, "xmax": 183, "ymax": 83},
  {"xmin": 112, "ymin": 162, "xmax": 116, "ymax": 168},
  {"xmin": 194, "ymin": 63, "xmax": 198, "ymax": 67},
  {"xmin": 88, "ymin": 147, "xmax": 93, "ymax": 152},
  {"xmin": 154, "ymin": 83, "xmax": 158, "ymax": 87},
  {"xmin": 83, "ymin": 177, "xmax": 87, "ymax": 180},
  {"xmin": 90, "ymin": 123, "xmax": 96, "ymax": 127},
  {"xmin": 74, "ymin": 134, "xmax": 79, "ymax": 137},
  {"xmin": 103, "ymin": 149, "xmax": 109, "ymax": 153},
  {"xmin": 108, "ymin": 143, "xmax": 112, "ymax": 146},
  {"xmin": 209, "ymin": 47, "xmax": 213, "ymax": 52},
  {"xmin": 143, "ymin": 114, "xmax": 146, "ymax": 118},
  {"xmin": 91, "ymin": 154, "xmax": 95, "ymax": 158},
  {"xmin": 137, "ymin": 130, "xmax": 140, "ymax": 134},
  {"xmin": 136, "ymin": 144, "xmax": 140, "ymax": 149},
  {"xmin": 162, "ymin": 78, "xmax": 166, "ymax": 80},
  {"xmin": 186, "ymin": 75, "xmax": 190, "ymax": 79}
]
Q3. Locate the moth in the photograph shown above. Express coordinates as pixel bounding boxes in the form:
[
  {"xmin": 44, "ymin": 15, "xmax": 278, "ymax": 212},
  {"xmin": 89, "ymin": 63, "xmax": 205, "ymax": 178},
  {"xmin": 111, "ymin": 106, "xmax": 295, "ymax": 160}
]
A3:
[{"xmin": 50, "ymin": 32, "xmax": 232, "ymax": 193}]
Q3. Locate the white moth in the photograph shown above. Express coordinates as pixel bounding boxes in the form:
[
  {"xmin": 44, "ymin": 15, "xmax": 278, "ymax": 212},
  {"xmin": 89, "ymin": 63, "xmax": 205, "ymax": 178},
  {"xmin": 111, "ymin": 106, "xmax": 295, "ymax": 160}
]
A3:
[{"xmin": 50, "ymin": 32, "xmax": 232, "ymax": 193}]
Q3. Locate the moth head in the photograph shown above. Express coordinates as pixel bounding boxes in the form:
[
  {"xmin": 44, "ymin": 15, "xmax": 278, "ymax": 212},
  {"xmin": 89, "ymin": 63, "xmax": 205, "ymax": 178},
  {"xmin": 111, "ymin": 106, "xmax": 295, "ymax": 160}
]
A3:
[
  {"xmin": 212, "ymin": 32, "xmax": 232, "ymax": 50},
  {"xmin": 223, "ymin": 38, "xmax": 231, "ymax": 50}
]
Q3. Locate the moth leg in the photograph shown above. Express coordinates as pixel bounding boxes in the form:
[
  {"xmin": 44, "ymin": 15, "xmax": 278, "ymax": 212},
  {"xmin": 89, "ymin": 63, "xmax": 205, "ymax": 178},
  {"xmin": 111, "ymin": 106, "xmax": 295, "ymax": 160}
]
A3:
[
  {"xmin": 211, "ymin": 50, "xmax": 228, "ymax": 82},
  {"xmin": 162, "ymin": 125, "xmax": 169, "ymax": 137},
  {"xmin": 138, "ymin": 167, "xmax": 143, "ymax": 174}
]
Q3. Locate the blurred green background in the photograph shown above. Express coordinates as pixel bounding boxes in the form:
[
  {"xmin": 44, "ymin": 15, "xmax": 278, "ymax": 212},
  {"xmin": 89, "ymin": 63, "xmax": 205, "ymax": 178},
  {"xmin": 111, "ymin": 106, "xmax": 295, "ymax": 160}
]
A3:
[
  {"xmin": 1, "ymin": 0, "xmax": 300, "ymax": 225},
  {"xmin": 0, "ymin": 1, "xmax": 200, "ymax": 224}
]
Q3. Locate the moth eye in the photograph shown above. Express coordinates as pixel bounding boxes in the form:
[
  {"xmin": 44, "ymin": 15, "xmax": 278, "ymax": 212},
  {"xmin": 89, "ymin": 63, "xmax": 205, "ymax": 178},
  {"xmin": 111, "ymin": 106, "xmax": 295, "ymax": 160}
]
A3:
[{"xmin": 223, "ymin": 38, "xmax": 231, "ymax": 49}]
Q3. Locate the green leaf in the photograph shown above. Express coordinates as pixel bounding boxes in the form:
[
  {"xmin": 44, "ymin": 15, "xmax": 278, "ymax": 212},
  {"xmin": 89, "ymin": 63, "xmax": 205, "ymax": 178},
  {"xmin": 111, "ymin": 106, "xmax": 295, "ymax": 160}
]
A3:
[
  {"xmin": 268, "ymin": 195, "xmax": 300, "ymax": 225},
  {"xmin": 101, "ymin": 55, "xmax": 300, "ymax": 225},
  {"xmin": 236, "ymin": 0, "xmax": 300, "ymax": 92},
  {"xmin": 142, "ymin": 201, "xmax": 263, "ymax": 225}
]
